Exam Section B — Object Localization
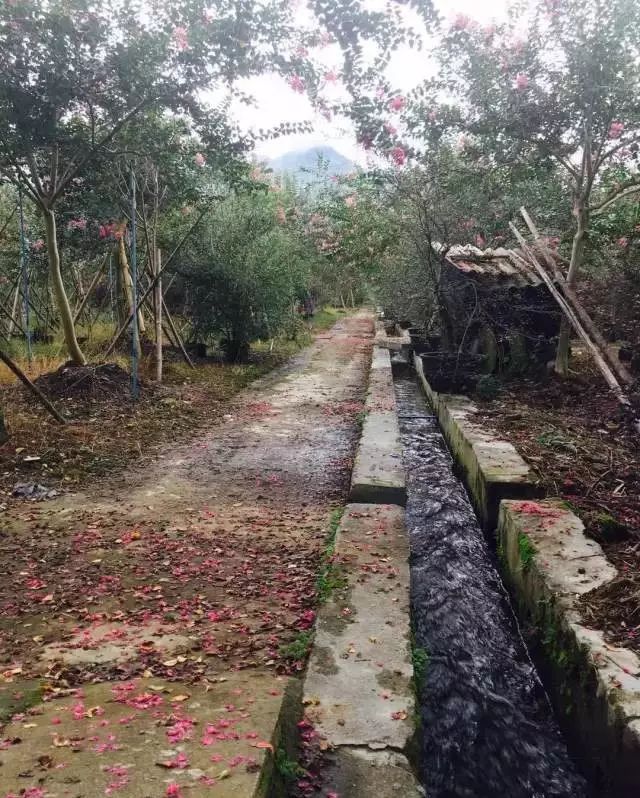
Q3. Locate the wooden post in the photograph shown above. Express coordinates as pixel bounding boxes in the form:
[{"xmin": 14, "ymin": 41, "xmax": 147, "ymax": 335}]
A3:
[
  {"xmin": 0, "ymin": 349, "xmax": 66, "ymax": 424},
  {"xmin": 154, "ymin": 247, "xmax": 163, "ymax": 382}
]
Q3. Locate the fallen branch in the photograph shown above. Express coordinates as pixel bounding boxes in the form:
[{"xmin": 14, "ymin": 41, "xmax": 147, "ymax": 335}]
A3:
[{"xmin": 0, "ymin": 349, "xmax": 66, "ymax": 424}]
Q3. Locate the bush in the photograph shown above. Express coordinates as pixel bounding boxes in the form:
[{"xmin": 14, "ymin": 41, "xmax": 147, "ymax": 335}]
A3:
[{"xmin": 183, "ymin": 194, "xmax": 315, "ymax": 361}]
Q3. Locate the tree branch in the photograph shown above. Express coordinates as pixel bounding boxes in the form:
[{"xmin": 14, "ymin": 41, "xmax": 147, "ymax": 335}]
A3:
[
  {"xmin": 590, "ymin": 178, "xmax": 640, "ymax": 215},
  {"xmin": 27, "ymin": 153, "xmax": 45, "ymax": 198},
  {"xmin": 552, "ymin": 152, "xmax": 579, "ymax": 180},
  {"xmin": 51, "ymin": 97, "xmax": 155, "ymax": 204}
]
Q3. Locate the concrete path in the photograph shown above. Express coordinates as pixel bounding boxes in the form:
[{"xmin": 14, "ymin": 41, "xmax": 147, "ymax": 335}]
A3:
[{"xmin": 0, "ymin": 315, "xmax": 374, "ymax": 797}]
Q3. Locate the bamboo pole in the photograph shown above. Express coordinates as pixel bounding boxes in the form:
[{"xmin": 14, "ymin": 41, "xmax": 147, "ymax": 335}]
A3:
[
  {"xmin": 7, "ymin": 277, "xmax": 20, "ymax": 336},
  {"xmin": 162, "ymin": 296, "xmax": 195, "ymax": 368},
  {"xmin": 509, "ymin": 223, "xmax": 634, "ymax": 412},
  {"xmin": 73, "ymin": 253, "xmax": 109, "ymax": 324},
  {"xmin": 154, "ymin": 247, "xmax": 163, "ymax": 382},
  {"xmin": 104, "ymin": 205, "xmax": 210, "ymax": 357},
  {"xmin": 0, "ymin": 349, "xmax": 66, "ymax": 424},
  {"xmin": 519, "ymin": 207, "xmax": 634, "ymax": 386}
]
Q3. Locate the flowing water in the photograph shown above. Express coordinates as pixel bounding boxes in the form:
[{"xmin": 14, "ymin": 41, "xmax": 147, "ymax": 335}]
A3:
[{"xmin": 394, "ymin": 375, "xmax": 590, "ymax": 798}]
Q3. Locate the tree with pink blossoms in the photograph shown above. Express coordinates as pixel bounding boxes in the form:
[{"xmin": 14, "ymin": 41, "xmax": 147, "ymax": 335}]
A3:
[
  {"xmin": 0, "ymin": 0, "xmax": 408, "ymax": 364},
  {"xmin": 415, "ymin": 0, "xmax": 640, "ymax": 373}
]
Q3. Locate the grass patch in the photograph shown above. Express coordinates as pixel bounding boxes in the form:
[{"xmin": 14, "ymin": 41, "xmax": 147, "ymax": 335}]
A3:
[
  {"xmin": 518, "ymin": 533, "xmax": 536, "ymax": 572},
  {"xmin": 315, "ymin": 507, "xmax": 347, "ymax": 604},
  {"xmin": 279, "ymin": 630, "xmax": 314, "ymax": 664},
  {"xmin": 275, "ymin": 746, "xmax": 304, "ymax": 779}
]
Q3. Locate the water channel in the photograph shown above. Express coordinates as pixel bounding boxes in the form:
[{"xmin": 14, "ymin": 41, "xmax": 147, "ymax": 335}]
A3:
[{"xmin": 395, "ymin": 374, "xmax": 590, "ymax": 798}]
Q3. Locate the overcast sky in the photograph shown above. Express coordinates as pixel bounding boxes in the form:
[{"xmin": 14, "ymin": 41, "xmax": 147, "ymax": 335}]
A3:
[{"xmin": 234, "ymin": 0, "xmax": 509, "ymax": 164}]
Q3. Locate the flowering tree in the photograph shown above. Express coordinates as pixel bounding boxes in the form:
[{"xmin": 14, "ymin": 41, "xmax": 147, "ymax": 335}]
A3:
[
  {"xmin": 0, "ymin": 0, "xmax": 341, "ymax": 362},
  {"xmin": 413, "ymin": 0, "xmax": 640, "ymax": 372}
]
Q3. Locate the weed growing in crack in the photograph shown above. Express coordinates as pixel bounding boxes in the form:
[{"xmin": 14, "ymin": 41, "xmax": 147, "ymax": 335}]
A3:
[
  {"xmin": 315, "ymin": 507, "xmax": 347, "ymax": 604},
  {"xmin": 518, "ymin": 533, "xmax": 536, "ymax": 572}
]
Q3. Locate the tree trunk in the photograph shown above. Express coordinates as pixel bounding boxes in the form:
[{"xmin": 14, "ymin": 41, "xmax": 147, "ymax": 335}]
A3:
[
  {"xmin": 42, "ymin": 207, "xmax": 86, "ymax": 364},
  {"xmin": 555, "ymin": 203, "xmax": 588, "ymax": 376},
  {"xmin": 118, "ymin": 237, "xmax": 143, "ymax": 358}
]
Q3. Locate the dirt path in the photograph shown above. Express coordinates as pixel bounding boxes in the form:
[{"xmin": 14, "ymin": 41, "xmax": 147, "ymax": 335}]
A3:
[{"xmin": 0, "ymin": 314, "xmax": 374, "ymax": 796}]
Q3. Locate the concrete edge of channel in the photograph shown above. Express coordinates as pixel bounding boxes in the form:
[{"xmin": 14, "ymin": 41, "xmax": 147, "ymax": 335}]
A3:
[
  {"xmin": 498, "ymin": 499, "xmax": 640, "ymax": 796},
  {"xmin": 413, "ymin": 353, "xmax": 540, "ymax": 529},
  {"xmin": 349, "ymin": 346, "xmax": 407, "ymax": 507},
  {"xmin": 411, "ymin": 355, "xmax": 640, "ymax": 795},
  {"xmin": 290, "ymin": 335, "xmax": 423, "ymax": 797}
]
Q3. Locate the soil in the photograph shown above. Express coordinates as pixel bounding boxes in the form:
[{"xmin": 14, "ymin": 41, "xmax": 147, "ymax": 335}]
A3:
[
  {"xmin": 474, "ymin": 352, "xmax": 640, "ymax": 654},
  {"xmin": 0, "ymin": 344, "xmax": 319, "ymax": 499}
]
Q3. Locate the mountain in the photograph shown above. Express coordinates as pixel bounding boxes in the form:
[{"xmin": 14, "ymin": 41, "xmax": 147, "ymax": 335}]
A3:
[{"xmin": 269, "ymin": 146, "xmax": 356, "ymax": 180}]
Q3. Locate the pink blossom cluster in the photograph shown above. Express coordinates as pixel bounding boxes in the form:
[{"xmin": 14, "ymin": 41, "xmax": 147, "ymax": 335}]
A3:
[
  {"xmin": 390, "ymin": 146, "xmax": 406, "ymax": 166},
  {"xmin": 388, "ymin": 95, "xmax": 406, "ymax": 112},
  {"xmin": 173, "ymin": 26, "xmax": 189, "ymax": 51},
  {"xmin": 452, "ymin": 13, "xmax": 472, "ymax": 30},
  {"xmin": 609, "ymin": 120, "xmax": 624, "ymax": 139},
  {"xmin": 67, "ymin": 217, "xmax": 87, "ymax": 231},
  {"xmin": 99, "ymin": 221, "xmax": 122, "ymax": 240},
  {"xmin": 288, "ymin": 75, "xmax": 306, "ymax": 93}
]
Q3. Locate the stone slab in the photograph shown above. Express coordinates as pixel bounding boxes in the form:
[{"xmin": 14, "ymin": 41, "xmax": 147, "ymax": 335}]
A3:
[
  {"xmin": 0, "ymin": 671, "xmax": 292, "ymax": 798},
  {"xmin": 304, "ymin": 503, "xmax": 414, "ymax": 750},
  {"xmin": 350, "ymin": 348, "xmax": 406, "ymax": 506},
  {"xmin": 414, "ymin": 353, "xmax": 539, "ymax": 528},
  {"xmin": 322, "ymin": 748, "xmax": 424, "ymax": 797},
  {"xmin": 498, "ymin": 500, "xmax": 640, "ymax": 795}
]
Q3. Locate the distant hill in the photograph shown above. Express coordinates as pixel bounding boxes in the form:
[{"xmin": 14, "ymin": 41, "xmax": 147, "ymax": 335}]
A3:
[{"xmin": 269, "ymin": 146, "xmax": 356, "ymax": 180}]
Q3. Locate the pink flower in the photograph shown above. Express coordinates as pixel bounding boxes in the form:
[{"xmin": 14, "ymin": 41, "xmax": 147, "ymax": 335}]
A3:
[
  {"xmin": 203, "ymin": 8, "xmax": 215, "ymax": 22},
  {"xmin": 67, "ymin": 218, "xmax": 87, "ymax": 231},
  {"xmin": 172, "ymin": 26, "xmax": 188, "ymax": 51},
  {"xmin": 324, "ymin": 70, "xmax": 339, "ymax": 83},
  {"xmin": 609, "ymin": 120, "xmax": 624, "ymax": 139},
  {"xmin": 31, "ymin": 239, "xmax": 45, "ymax": 251},
  {"xmin": 288, "ymin": 75, "xmax": 306, "ymax": 93},
  {"xmin": 428, "ymin": 110, "xmax": 437, "ymax": 122},
  {"xmin": 617, "ymin": 236, "xmax": 629, "ymax": 248},
  {"xmin": 358, "ymin": 133, "xmax": 373, "ymax": 150},
  {"xmin": 375, "ymin": 85, "xmax": 386, "ymax": 100},
  {"xmin": 383, "ymin": 122, "xmax": 397, "ymax": 135},
  {"xmin": 344, "ymin": 195, "xmax": 356, "ymax": 207},
  {"xmin": 390, "ymin": 146, "xmax": 406, "ymax": 166},
  {"xmin": 515, "ymin": 73, "xmax": 529, "ymax": 91},
  {"xmin": 295, "ymin": 45, "xmax": 308, "ymax": 57},
  {"xmin": 194, "ymin": 152, "xmax": 206, "ymax": 167},
  {"xmin": 388, "ymin": 96, "xmax": 406, "ymax": 112},
  {"xmin": 319, "ymin": 31, "xmax": 333, "ymax": 46},
  {"xmin": 452, "ymin": 13, "xmax": 471, "ymax": 30},
  {"xmin": 166, "ymin": 785, "xmax": 182, "ymax": 798}
]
